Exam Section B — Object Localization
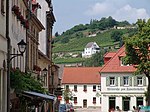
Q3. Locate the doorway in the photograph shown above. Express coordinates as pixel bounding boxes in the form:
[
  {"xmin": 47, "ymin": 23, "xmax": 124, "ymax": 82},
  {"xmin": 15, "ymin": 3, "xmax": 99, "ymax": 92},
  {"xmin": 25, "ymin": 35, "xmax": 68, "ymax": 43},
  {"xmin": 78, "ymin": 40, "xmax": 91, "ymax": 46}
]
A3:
[
  {"xmin": 109, "ymin": 97, "xmax": 116, "ymax": 110},
  {"xmin": 136, "ymin": 97, "xmax": 143, "ymax": 107},
  {"xmin": 83, "ymin": 99, "xmax": 87, "ymax": 108},
  {"xmin": 123, "ymin": 97, "xmax": 130, "ymax": 111}
]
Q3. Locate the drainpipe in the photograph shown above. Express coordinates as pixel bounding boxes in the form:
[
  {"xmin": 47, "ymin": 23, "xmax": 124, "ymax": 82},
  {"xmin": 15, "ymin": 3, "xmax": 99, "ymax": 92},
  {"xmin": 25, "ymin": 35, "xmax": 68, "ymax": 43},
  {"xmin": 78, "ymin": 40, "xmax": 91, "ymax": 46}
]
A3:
[{"xmin": 6, "ymin": 0, "xmax": 11, "ymax": 112}]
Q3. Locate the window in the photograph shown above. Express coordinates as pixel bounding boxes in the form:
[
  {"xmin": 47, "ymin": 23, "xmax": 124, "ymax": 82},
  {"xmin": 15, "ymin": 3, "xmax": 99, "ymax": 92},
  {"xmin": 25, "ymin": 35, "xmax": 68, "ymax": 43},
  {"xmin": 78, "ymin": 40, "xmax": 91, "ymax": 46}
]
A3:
[
  {"xmin": 74, "ymin": 85, "xmax": 77, "ymax": 92},
  {"xmin": 13, "ymin": 48, "xmax": 16, "ymax": 68},
  {"xmin": 1, "ymin": 0, "xmax": 5, "ymax": 14},
  {"xmin": 100, "ymin": 97, "xmax": 101, "ymax": 104},
  {"xmin": 123, "ymin": 76, "xmax": 129, "ymax": 86},
  {"xmin": 93, "ymin": 85, "xmax": 96, "ymax": 91},
  {"xmin": 74, "ymin": 97, "xmax": 77, "ymax": 103},
  {"xmin": 17, "ymin": 51, "xmax": 19, "ymax": 67},
  {"xmin": 137, "ymin": 77, "xmax": 143, "ymax": 86},
  {"xmin": 93, "ymin": 97, "xmax": 96, "ymax": 104},
  {"xmin": 110, "ymin": 77, "xmax": 115, "ymax": 86},
  {"xmin": 83, "ymin": 85, "xmax": 87, "ymax": 92},
  {"xmin": 42, "ymin": 72, "xmax": 47, "ymax": 87}
]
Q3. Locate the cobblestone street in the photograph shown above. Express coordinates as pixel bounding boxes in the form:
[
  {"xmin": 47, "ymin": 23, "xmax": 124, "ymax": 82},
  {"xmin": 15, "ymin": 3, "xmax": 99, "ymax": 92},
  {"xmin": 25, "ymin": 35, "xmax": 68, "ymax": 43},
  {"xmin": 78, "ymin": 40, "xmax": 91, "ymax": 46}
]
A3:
[{"xmin": 74, "ymin": 108, "xmax": 101, "ymax": 112}]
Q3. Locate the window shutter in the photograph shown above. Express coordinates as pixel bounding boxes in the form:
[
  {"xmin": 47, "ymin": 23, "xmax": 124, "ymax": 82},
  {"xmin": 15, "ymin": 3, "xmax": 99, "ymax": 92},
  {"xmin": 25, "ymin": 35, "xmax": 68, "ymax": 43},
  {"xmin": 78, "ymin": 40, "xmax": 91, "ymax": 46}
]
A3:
[
  {"xmin": 115, "ymin": 77, "xmax": 118, "ymax": 86},
  {"xmin": 143, "ymin": 76, "xmax": 146, "ymax": 86},
  {"xmin": 134, "ymin": 76, "xmax": 137, "ymax": 86},
  {"xmin": 120, "ymin": 76, "xmax": 123, "ymax": 86},
  {"xmin": 129, "ymin": 76, "xmax": 132, "ymax": 86},
  {"xmin": 106, "ymin": 77, "xmax": 110, "ymax": 86}
]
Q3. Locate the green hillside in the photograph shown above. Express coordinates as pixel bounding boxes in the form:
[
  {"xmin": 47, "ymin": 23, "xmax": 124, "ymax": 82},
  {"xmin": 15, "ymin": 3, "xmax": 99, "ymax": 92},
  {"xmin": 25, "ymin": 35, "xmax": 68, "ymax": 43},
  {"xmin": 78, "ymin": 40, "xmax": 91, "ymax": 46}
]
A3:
[
  {"xmin": 52, "ymin": 16, "xmax": 137, "ymax": 64},
  {"xmin": 53, "ymin": 29, "xmax": 127, "ymax": 52}
]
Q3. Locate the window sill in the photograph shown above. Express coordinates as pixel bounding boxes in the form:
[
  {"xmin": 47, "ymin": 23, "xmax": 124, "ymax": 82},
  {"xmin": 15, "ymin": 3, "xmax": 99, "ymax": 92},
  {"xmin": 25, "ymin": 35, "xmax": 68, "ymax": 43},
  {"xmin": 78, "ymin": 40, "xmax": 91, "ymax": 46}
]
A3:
[
  {"xmin": 109, "ymin": 85, "xmax": 115, "ymax": 87},
  {"xmin": 137, "ymin": 85, "xmax": 143, "ymax": 87}
]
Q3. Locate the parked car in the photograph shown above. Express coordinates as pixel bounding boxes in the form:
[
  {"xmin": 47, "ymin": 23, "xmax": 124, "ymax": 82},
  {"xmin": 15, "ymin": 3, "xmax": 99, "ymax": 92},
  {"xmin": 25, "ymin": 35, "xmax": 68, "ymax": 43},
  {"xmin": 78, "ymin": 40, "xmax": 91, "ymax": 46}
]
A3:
[{"xmin": 66, "ymin": 103, "xmax": 74, "ymax": 112}]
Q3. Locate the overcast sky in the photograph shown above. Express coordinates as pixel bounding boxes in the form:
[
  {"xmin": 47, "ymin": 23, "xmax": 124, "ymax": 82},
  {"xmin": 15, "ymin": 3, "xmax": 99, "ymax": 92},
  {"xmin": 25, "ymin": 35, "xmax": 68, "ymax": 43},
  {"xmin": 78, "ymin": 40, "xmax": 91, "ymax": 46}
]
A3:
[{"xmin": 52, "ymin": 0, "xmax": 150, "ymax": 35}]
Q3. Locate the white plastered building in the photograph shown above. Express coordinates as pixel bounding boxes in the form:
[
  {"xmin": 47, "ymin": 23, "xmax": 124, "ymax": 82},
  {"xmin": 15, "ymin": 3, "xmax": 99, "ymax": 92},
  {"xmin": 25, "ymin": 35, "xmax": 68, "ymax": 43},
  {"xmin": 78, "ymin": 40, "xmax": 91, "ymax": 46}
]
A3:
[
  {"xmin": 100, "ymin": 46, "xmax": 147, "ymax": 112},
  {"xmin": 82, "ymin": 42, "xmax": 100, "ymax": 58},
  {"xmin": 61, "ymin": 67, "xmax": 101, "ymax": 109}
]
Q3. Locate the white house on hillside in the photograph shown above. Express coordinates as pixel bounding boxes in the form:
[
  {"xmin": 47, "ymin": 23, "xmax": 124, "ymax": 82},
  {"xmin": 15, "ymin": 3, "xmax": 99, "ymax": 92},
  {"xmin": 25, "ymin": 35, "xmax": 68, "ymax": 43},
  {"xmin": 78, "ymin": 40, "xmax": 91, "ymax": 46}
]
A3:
[
  {"xmin": 61, "ymin": 67, "xmax": 102, "ymax": 109},
  {"xmin": 82, "ymin": 42, "xmax": 100, "ymax": 58},
  {"xmin": 100, "ymin": 46, "xmax": 147, "ymax": 112}
]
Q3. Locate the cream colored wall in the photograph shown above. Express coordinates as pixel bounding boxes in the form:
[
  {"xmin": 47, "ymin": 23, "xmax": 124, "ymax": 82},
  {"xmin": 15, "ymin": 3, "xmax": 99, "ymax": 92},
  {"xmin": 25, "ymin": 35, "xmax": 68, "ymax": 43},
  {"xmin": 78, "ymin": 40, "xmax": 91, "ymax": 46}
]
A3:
[
  {"xmin": 61, "ymin": 84, "xmax": 101, "ymax": 108},
  {"xmin": 38, "ymin": 57, "xmax": 49, "ymax": 89},
  {"xmin": 0, "ymin": 30, "xmax": 7, "ymax": 112},
  {"xmin": 0, "ymin": 0, "xmax": 7, "ymax": 111},
  {"xmin": 9, "ymin": 0, "xmax": 26, "ymax": 72},
  {"xmin": 101, "ymin": 72, "xmax": 147, "ymax": 111},
  {"xmin": 36, "ymin": 0, "xmax": 49, "ymax": 54}
]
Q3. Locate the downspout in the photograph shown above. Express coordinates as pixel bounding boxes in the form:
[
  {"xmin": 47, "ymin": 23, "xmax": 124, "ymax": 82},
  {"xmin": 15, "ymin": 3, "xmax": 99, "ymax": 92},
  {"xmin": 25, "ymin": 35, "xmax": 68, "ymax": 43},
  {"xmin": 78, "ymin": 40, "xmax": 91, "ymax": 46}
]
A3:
[{"xmin": 6, "ymin": 0, "xmax": 11, "ymax": 112}]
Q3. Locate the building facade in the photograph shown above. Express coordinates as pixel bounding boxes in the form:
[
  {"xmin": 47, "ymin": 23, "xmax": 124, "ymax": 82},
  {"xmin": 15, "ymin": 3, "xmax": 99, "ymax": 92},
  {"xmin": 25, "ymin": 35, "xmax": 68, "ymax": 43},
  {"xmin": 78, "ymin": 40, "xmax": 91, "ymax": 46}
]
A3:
[
  {"xmin": 61, "ymin": 67, "xmax": 101, "ymax": 109},
  {"xmin": 100, "ymin": 46, "xmax": 147, "ymax": 112},
  {"xmin": 0, "ymin": 0, "xmax": 7, "ymax": 111},
  {"xmin": 10, "ymin": 0, "xmax": 27, "ymax": 71},
  {"xmin": 26, "ymin": 5, "xmax": 44, "ymax": 72},
  {"xmin": 82, "ymin": 42, "xmax": 100, "ymax": 58}
]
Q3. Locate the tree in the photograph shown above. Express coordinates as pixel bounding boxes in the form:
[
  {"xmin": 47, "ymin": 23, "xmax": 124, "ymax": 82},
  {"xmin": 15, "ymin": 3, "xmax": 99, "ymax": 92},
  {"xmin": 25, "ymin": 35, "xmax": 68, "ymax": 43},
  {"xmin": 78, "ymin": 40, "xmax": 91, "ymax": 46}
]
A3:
[
  {"xmin": 55, "ymin": 32, "xmax": 59, "ymax": 37},
  {"xmin": 124, "ymin": 19, "xmax": 150, "ymax": 105},
  {"xmin": 63, "ymin": 88, "xmax": 74, "ymax": 103},
  {"xmin": 84, "ymin": 51, "xmax": 104, "ymax": 67},
  {"xmin": 111, "ymin": 30, "xmax": 123, "ymax": 42}
]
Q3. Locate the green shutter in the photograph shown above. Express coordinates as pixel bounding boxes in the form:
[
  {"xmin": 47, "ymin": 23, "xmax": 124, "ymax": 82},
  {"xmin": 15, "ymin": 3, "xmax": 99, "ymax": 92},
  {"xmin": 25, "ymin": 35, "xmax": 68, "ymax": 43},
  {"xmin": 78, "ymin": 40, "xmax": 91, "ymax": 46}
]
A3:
[
  {"xmin": 115, "ymin": 77, "xmax": 118, "ymax": 86},
  {"xmin": 143, "ymin": 76, "xmax": 146, "ymax": 86},
  {"xmin": 106, "ymin": 77, "xmax": 110, "ymax": 86},
  {"xmin": 129, "ymin": 76, "xmax": 132, "ymax": 86},
  {"xmin": 120, "ymin": 76, "xmax": 123, "ymax": 86},
  {"xmin": 134, "ymin": 76, "xmax": 137, "ymax": 86}
]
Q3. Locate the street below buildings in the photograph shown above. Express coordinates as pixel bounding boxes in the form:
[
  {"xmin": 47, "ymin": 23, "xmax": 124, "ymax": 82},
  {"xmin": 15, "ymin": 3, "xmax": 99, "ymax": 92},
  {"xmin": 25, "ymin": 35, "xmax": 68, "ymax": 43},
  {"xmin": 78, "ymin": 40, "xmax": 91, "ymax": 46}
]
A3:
[{"xmin": 74, "ymin": 108, "xmax": 101, "ymax": 112}]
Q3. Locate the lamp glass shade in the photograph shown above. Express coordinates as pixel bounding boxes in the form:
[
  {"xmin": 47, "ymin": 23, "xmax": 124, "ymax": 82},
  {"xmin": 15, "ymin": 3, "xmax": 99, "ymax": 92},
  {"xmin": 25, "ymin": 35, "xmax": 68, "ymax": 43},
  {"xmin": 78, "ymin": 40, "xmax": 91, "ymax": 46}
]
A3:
[{"xmin": 17, "ymin": 39, "xmax": 27, "ymax": 54}]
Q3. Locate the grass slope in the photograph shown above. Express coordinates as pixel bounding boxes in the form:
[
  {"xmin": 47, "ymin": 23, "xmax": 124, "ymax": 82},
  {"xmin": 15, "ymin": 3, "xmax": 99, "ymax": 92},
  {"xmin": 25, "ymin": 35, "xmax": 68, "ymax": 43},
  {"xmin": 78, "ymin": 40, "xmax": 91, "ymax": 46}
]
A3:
[{"xmin": 53, "ymin": 29, "xmax": 127, "ymax": 53}]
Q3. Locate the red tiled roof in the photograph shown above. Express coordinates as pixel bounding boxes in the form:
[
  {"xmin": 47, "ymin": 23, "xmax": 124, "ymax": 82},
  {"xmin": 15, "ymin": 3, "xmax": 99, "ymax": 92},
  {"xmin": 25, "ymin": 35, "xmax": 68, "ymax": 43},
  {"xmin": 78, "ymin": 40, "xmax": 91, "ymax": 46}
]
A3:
[
  {"xmin": 104, "ymin": 52, "xmax": 116, "ymax": 58},
  {"xmin": 101, "ymin": 46, "xmax": 136, "ymax": 73},
  {"xmin": 62, "ymin": 67, "xmax": 102, "ymax": 84}
]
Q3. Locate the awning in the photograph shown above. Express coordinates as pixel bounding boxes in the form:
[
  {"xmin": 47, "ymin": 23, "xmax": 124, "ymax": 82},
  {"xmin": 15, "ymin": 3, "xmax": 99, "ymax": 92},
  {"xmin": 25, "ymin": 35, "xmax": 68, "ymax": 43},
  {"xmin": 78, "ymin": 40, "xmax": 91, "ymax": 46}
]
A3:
[{"xmin": 23, "ymin": 91, "xmax": 56, "ymax": 101}]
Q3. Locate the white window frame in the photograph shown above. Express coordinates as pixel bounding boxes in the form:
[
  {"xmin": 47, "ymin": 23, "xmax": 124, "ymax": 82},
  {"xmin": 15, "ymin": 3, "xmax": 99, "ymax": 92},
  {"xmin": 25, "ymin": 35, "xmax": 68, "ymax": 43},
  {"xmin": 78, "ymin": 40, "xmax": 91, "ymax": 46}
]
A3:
[
  {"xmin": 123, "ymin": 76, "xmax": 129, "ymax": 86},
  {"xmin": 137, "ymin": 77, "xmax": 143, "ymax": 86},
  {"xmin": 109, "ymin": 77, "xmax": 115, "ymax": 86}
]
